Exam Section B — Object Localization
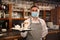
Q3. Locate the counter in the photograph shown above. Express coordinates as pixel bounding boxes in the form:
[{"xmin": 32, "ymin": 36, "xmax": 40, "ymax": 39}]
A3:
[
  {"xmin": 0, "ymin": 30, "xmax": 22, "ymax": 40},
  {"xmin": 0, "ymin": 29, "xmax": 60, "ymax": 40}
]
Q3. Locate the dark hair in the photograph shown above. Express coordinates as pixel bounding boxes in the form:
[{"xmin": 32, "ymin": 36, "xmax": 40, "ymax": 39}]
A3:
[{"xmin": 31, "ymin": 5, "xmax": 39, "ymax": 9}]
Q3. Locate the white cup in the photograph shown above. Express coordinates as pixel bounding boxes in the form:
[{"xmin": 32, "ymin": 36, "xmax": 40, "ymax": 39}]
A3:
[
  {"xmin": 2, "ymin": 29, "xmax": 7, "ymax": 32},
  {"xmin": 21, "ymin": 23, "xmax": 28, "ymax": 30},
  {"xmin": 15, "ymin": 25, "xmax": 20, "ymax": 29}
]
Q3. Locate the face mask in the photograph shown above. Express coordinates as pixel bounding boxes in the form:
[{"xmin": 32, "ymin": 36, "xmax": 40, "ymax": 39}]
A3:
[{"xmin": 31, "ymin": 12, "xmax": 39, "ymax": 17}]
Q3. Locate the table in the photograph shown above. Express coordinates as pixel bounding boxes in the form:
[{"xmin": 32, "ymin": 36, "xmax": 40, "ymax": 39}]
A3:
[{"xmin": 48, "ymin": 29, "xmax": 60, "ymax": 34}]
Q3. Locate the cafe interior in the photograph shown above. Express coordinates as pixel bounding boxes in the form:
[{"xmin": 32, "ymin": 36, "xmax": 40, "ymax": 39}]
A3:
[{"xmin": 0, "ymin": 0, "xmax": 60, "ymax": 40}]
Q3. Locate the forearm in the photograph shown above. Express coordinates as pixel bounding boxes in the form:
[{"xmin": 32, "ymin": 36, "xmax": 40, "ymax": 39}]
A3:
[{"xmin": 20, "ymin": 31, "xmax": 28, "ymax": 38}]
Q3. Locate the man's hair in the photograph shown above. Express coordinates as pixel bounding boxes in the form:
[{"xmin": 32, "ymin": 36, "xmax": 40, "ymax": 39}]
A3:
[{"xmin": 31, "ymin": 5, "xmax": 39, "ymax": 9}]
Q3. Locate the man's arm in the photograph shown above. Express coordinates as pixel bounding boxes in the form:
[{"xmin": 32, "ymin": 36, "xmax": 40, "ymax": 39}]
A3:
[
  {"xmin": 40, "ymin": 19, "xmax": 48, "ymax": 38},
  {"xmin": 20, "ymin": 18, "xmax": 30, "ymax": 38}
]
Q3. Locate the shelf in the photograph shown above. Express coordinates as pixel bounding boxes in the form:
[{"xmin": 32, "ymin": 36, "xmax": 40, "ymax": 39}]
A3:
[
  {"xmin": 0, "ymin": 18, "xmax": 27, "ymax": 20},
  {"xmin": 13, "ymin": 10, "xmax": 24, "ymax": 12},
  {"xmin": 0, "ymin": 18, "xmax": 9, "ymax": 20},
  {"xmin": 12, "ymin": 18, "xmax": 27, "ymax": 20},
  {"xmin": 46, "ymin": 14, "xmax": 51, "ymax": 16}
]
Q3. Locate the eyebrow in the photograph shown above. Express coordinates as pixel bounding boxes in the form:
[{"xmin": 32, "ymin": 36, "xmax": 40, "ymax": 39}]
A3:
[{"xmin": 32, "ymin": 10, "xmax": 38, "ymax": 11}]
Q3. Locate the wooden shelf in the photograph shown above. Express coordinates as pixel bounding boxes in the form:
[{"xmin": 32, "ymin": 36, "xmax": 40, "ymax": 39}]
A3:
[
  {"xmin": 0, "ymin": 18, "xmax": 9, "ymax": 20},
  {"xmin": 13, "ymin": 10, "xmax": 24, "ymax": 12},
  {"xmin": 12, "ymin": 18, "xmax": 27, "ymax": 20},
  {"xmin": 39, "ymin": 10, "xmax": 52, "ymax": 22}
]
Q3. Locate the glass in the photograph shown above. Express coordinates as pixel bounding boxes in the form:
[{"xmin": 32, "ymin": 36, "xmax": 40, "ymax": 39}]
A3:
[
  {"xmin": 46, "ymin": 10, "xmax": 51, "ymax": 16},
  {"xmin": 12, "ymin": 11, "xmax": 23, "ymax": 18},
  {"xmin": 39, "ymin": 10, "xmax": 43, "ymax": 19},
  {"xmin": 0, "ymin": 25, "xmax": 2, "ymax": 29},
  {"xmin": 5, "ymin": 14, "xmax": 9, "ymax": 18}
]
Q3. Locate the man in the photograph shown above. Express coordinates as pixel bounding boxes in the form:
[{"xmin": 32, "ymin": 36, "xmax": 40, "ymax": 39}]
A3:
[{"xmin": 21, "ymin": 5, "xmax": 48, "ymax": 40}]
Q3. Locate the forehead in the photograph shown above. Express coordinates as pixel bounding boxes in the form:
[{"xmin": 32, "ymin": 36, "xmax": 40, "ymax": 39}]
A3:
[{"xmin": 31, "ymin": 7, "xmax": 38, "ymax": 10}]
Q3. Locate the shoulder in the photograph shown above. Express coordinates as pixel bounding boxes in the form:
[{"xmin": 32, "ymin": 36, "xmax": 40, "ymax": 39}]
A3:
[
  {"xmin": 24, "ymin": 18, "xmax": 30, "ymax": 22},
  {"xmin": 24, "ymin": 16, "xmax": 32, "ymax": 22}
]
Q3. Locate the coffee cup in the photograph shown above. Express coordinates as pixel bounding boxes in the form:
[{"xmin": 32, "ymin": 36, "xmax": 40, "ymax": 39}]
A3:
[{"xmin": 2, "ymin": 29, "xmax": 7, "ymax": 32}]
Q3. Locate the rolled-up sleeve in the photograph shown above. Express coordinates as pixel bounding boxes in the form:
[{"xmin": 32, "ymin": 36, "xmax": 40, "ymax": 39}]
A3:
[{"xmin": 20, "ymin": 18, "xmax": 30, "ymax": 38}]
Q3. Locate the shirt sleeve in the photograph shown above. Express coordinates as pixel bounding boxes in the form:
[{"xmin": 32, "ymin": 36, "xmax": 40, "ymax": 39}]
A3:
[
  {"xmin": 20, "ymin": 18, "xmax": 30, "ymax": 38},
  {"xmin": 24, "ymin": 18, "xmax": 30, "ymax": 29},
  {"xmin": 40, "ymin": 19, "xmax": 48, "ymax": 38}
]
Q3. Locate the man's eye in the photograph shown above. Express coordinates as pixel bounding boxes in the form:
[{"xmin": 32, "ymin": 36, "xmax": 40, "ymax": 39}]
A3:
[
  {"xmin": 35, "ymin": 10, "xmax": 37, "ymax": 11},
  {"xmin": 32, "ymin": 10, "xmax": 34, "ymax": 11},
  {"xmin": 32, "ymin": 10, "xmax": 38, "ymax": 11}
]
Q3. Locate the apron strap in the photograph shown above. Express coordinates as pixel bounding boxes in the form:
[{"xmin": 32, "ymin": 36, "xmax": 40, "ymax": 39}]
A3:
[{"xmin": 30, "ymin": 17, "xmax": 41, "ymax": 24}]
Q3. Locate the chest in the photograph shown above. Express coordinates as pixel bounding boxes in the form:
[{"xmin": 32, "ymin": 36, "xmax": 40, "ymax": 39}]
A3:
[
  {"xmin": 32, "ymin": 20, "xmax": 39, "ymax": 23},
  {"xmin": 30, "ymin": 23, "xmax": 42, "ymax": 30}
]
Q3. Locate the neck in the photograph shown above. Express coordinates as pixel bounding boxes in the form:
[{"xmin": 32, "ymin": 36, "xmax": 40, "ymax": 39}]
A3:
[{"xmin": 32, "ymin": 17, "xmax": 38, "ymax": 21}]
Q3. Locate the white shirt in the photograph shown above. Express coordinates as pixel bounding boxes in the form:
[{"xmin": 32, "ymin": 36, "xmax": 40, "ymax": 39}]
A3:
[{"xmin": 21, "ymin": 17, "xmax": 48, "ymax": 38}]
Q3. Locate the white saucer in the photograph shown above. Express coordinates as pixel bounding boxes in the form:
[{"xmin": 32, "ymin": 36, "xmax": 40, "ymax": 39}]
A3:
[
  {"xmin": 0, "ymin": 34, "xmax": 4, "ymax": 36},
  {"xmin": 11, "ymin": 28, "xmax": 31, "ymax": 31},
  {"xmin": 23, "ymin": 28, "xmax": 31, "ymax": 31}
]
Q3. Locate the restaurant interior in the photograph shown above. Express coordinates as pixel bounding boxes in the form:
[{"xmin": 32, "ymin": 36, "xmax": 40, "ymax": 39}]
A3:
[{"xmin": 0, "ymin": 0, "xmax": 60, "ymax": 40}]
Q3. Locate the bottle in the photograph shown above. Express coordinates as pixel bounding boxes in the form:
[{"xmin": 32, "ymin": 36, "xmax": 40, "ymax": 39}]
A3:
[
  {"xmin": 0, "ymin": 13, "xmax": 1, "ymax": 18},
  {"xmin": 3, "ymin": 12, "xmax": 5, "ymax": 18},
  {"xmin": 1, "ymin": 13, "xmax": 3, "ymax": 18}
]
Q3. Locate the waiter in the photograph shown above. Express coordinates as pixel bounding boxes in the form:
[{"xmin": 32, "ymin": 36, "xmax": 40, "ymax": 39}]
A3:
[{"xmin": 21, "ymin": 5, "xmax": 48, "ymax": 40}]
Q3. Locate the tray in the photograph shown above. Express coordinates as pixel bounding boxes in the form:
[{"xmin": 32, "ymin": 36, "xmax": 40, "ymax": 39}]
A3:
[{"xmin": 11, "ymin": 28, "xmax": 31, "ymax": 31}]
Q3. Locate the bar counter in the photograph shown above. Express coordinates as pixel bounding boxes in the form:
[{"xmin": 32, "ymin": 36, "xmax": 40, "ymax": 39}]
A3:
[
  {"xmin": 0, "ymin": 30, "xmax": 22, "ymax": 40},
  {"xmin": 0, "ymin": 29, "xmax": 60, "ymax": 40}
]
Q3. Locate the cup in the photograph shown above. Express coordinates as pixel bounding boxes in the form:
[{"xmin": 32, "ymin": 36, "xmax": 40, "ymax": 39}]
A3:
[
  {"xmin": 21, "ymin": 22, "xmax": 28, "ymax": 30},
  {"xmin": 21, "ymin": 23, "xmax": 24, "ymax": 28},
  {"xmin": 2, "ymin": 29, "xmax": 7, "ymax": 32},
  {"xmin": 15, "ymin": 25, "xmax": 20, "ymax": 29}
]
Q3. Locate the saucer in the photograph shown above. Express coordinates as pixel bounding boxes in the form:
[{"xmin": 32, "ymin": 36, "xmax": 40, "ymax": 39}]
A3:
[{"xmin": 0, "ymin": 34, "xmax": 4, "ymax": 36}]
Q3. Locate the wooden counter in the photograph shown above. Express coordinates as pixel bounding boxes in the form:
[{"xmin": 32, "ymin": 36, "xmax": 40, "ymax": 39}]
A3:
[
  {"xmin": 45, "ymin": 29, "xmax": 60, "ymax": 40},
  {"xmin": 0, "ymin": 30, "xmax": 22, "ymax": 40},
  {"xmin": 48, "ymin": 29, "xmax": 60, "ymax": 34},
  {"xmin": 0, "ymin": 29, "xmax": 60, "ymax": 40}
]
